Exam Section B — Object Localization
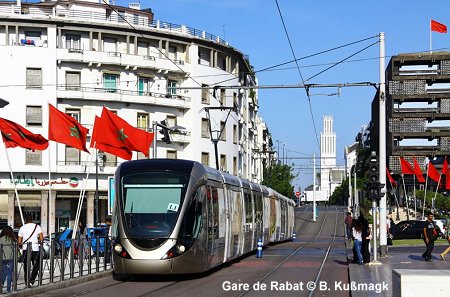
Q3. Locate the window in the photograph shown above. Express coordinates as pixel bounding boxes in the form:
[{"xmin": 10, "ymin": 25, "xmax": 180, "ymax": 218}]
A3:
[
  {"xmin": 137, "ymin": 113, "xmax": 149, "ymax": 130},
  {"xmin": 233, "ymin": 92, "xmax": 238, "ymax": 109},
  {"xmin": 102, "ymin": 151, "xmax": 117, "ymax": 166},
  {"xmin": 65, "ymin": 109, "xmax": 80, "ymax": 122},
  {"xmin": 167, "ymin": 150, "xmax": 177, "ymax": 159},
  {"xmin": 168, "ymin": 45, "xmax": 177, "ymax": 60},
  {"xmin": 25, "ymin": 31, "xmax": 41, "ymax": 45},
  {"xmin": 220, "ymin": 89, "xmax": 226, "ymax": 106},
  {"xmin": 26, "ymin": 106, "xmax": 42, "ymax": 126},
  {"xmin": 167, "ymin": 80, "xmax": 177, "ymax": 96},
  {"xmin": 166, "ymin": 115, "xmax": 176, "ymax": 128},
  {"xmin": 233, "ymin": 125, "xmax": 237, "ymax": 144},
  {"xmin": 118, "ymin": 10, "xmax": 126, "ymax": 23},
  {"xmin": 138, "ymin": 77, "xmax": 150, "ymax": 96},
  {"xmin": 26, "ymin": 149, "xmax": 42, "ymax": 165},
  {"xmin": 220, "ymin": 121, "xmax": 226, "ymax": 141},
  {"xmin": 65, "ymin": 34, "xmax": 81, "ymax": 50},
  {"xmin": 220, "ymin": 154, "xmax": 226, "ymax": 171},
  {"xmin": 201, "ymin": 152, "xmax": 209, "ymax": 167},
  {"xmin": 103, "ymin": 37, "xmax": 117, "ymax": 52},
  {"xmin": 65, "ymin": 146, "xmax": 80, "ymax": 165},
  {"xmin": 104, "ymin": 73, "xmax": 118, "ymax": 93},
  {"xmin": 233, "ymin": 157, "xmax": 237, "ymax": 175},
  {"xmin": 201, "ymin": 84, "xmax": 209, "ymax": 104},
  {"xmin": 66, "ymin": 72, "xmax": 80, "ymax": 91},
  {"xmin": 137, "ymin": 42, "xmax": 148, "ymax": 56},
  {"xmin": 26, "ymin": 68, "xmax": 42, "ymax": 89},
  {"xmin": 201, "ymin": 118, "xmax": 209, "ymax": 138}
]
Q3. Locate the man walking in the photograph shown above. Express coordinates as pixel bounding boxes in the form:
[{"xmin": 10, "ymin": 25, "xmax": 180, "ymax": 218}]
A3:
[
  {"xmin": 18, "ymin": 214, "xmax": 44, "ymax": 286},
  {"xmin": 422, "ymin": 213, "xmax": 437, "ymax": 262},
  {"xmin": 344, "ymin": 212, "xmax": 353, "ymax": 240}
]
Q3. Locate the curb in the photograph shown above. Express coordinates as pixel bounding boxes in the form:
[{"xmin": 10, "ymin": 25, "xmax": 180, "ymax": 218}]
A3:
[{"xmin": 8, "ymin": 270, "xmax": 112, "ymax": 297}]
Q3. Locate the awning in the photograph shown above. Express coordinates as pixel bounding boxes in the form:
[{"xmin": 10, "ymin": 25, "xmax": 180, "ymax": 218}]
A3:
[{"xmin": 136, "ymin": 72, "xmax": 155, "ymax": 78}]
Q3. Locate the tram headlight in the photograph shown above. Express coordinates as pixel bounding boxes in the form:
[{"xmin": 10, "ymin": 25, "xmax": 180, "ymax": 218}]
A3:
[
  {"xmin": 114, "ymin": 244, "xmax": 123, "ymax": 254},
  {"xmin": 176, "ymin": 244, "xmax": 186, "ymax": 254}
]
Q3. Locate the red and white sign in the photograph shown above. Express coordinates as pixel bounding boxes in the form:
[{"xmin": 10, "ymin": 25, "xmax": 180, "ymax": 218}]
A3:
[{"xmin": 295, "ymin": 191, "xmax": 300, "ymax": 198}]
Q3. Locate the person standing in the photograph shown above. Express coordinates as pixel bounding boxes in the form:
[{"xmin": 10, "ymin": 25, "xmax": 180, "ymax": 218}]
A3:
[
  {"xmin": 358, "ymin": 213, "xmax": 371, "ymax": 263},
  {"xmin": 352, "ymin": 220, "xmax": 364, "ymax": 265},
  {"xmin": 344, "ymin": 212, "xmax": 353, "ymax": 241},
  {"xmin": 0, "ymin": 226, "xmax": 17, "ymax": 293},
  {"xmin": 440, "ymin": 220, "xmax": 450, "ymax": 260},
  {"xmin": 422, "ymin": 213, "xmax": 437, "ymax": 262},
  {"xmin": 17, "ymin": 214, "xmax": 44, "ymax": 286}
]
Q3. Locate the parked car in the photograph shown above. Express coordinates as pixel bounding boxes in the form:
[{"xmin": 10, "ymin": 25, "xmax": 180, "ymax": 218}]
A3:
[{"xmin": 392, "ymin": 220, "xmax": 443, "ymax": 240}]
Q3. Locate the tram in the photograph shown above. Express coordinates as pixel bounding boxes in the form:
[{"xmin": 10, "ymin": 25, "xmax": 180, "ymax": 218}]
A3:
[{"xmin": 111, "ymin": 159, "xmax": 295, "ymax": 276}]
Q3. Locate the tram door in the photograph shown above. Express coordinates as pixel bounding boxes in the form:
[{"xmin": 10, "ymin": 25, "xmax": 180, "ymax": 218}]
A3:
[
  {"xmin": 243, "ymin": 190, "xmax": 253, "ymax": 253},
  {"xmin": 206, "ymin": 186, "xmax": 221, "ymax": 268}
]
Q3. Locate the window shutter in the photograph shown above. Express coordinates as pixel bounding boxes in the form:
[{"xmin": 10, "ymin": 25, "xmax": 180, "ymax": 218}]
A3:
[
  {"xmin": 26, "ymin": 106, "xmax": 42, "ymax": 126},
  {"xmin": 66, "ymin": 72, "xmax": 80, "ymax": 90},
  {"xmin": 26, "ymin": 150, "xmax": 42, "ymax": 165},
  {"xmin": 65, "ymin": 146, "xmax": 80, "ymax": 164},
  {"xmin": 26, "ymin": 68, "xmax": 42, "ymax": 88}
]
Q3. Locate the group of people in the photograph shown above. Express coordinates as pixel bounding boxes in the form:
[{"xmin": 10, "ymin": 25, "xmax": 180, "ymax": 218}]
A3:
[
  {"xmin": 345, "ymin": 212, "xmax": 371, "ymax": 265},
  {"xmin": 0, "ymin": 214, "xmax": 44, "ymax": 292}
]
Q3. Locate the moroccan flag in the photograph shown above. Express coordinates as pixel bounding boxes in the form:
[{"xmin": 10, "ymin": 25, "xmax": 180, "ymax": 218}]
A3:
[
  {"xmin": 427, "ymin": 161, "xmax": 440, "ymax": 183},
  {"xmin": 386, "ymin": 168, "xmax": 397, "ymax": 188},
  {"xmin": 442, "ymin": 158, "xmax": 450, "ymax": 190},
  {"xmin": 400, "ymin": 158, "xmax": 415, "ymax": 175},
  {"xmin": 48, "ymin": 104, "xmax": 89, "ymax": 152},
  {"xmin": 431, "ymin": 19, "xmax": 447, "ymax": 33},
  {"xmin": 91, "ymin": 116, "xmax": 132, "ymax": 160},
  {"xmin": 413, "ymin": 158, "xmax": 425, "ymax": 183},
  {"xmin": 0, "ymin": 118, "xmax": 48, "ymax": 151},
  {"xmin": 91, "ymin": 108, "xmax": 154, "ymax": 159}
]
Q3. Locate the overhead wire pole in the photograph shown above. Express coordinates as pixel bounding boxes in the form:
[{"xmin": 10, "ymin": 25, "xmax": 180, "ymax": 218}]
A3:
[{"xmin": 378, "ymin": 32, "xmax": 388, "ymax": 257}]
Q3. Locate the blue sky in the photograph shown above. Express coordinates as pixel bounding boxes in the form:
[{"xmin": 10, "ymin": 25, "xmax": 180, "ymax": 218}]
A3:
[{"xmin": 117, "ymin": 0, "xmax": 450, "ymax": 190}]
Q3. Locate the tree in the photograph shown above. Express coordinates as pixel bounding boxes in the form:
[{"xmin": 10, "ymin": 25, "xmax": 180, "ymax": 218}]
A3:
[
  {"xmin": 262, "ymin": 162, "xmax": 297, "ymax": 198},
  {"xmin": 329, "ymin": 178, "xmax": 349, "ymax": 205}
]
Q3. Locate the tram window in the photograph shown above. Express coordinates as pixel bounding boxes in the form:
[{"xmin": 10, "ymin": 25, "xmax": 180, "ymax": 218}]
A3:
[
  {"xmin": 210, "ymin": 187, "xmax": 219, "ymax": 239},
  {"xmin": 244, "ymin": 192, "xmax": 252, "ymax": 225},
  {"xmin": 179, "ymin": 187, "xmax": 203, "ymax": 239}
]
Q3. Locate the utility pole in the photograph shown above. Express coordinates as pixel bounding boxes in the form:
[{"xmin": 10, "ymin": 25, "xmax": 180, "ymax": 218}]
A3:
[
  {"xmin": 313, "ymin": 153, "xmax": 317, "ymax": 222},
  {"xmin": 379, "ymin": 32, "xmax": 388, "ymax": 257}
]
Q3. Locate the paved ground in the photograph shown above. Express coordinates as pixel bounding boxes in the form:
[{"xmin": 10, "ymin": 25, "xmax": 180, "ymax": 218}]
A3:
[{"xmin": 346, "ymin": 242, "xmax": 450, "ymax": 297}]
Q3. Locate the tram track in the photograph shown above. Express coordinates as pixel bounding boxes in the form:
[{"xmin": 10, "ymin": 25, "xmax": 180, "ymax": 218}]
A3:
[{"xmin": 237, "ymin": 206, "xmax": 335, "ymax": 297}]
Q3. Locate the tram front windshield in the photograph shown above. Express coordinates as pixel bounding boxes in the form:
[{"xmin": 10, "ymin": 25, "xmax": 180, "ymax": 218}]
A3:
[{"xmin": 121, "ymin": 172, "xmax": 188, "ymax": 239}]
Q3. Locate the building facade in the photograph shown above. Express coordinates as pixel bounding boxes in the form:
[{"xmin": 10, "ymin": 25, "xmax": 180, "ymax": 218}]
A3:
[{"xmin": 0, "ymin": 0, "xmax": 272, "ymax": 233}]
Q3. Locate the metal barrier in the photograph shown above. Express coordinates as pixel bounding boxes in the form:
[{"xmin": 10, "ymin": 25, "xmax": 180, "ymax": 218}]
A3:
[{"xmin": 0, "ymin": 236, "xmax": 112, "ymax": 294}]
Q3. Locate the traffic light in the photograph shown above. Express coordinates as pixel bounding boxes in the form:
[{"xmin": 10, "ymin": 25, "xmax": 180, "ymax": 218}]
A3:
[
  {"xmin": 368, "ymin": 152, "xmax": 380, "ymax": 201},
  {"xmin": 159, "ymin": 120, "xmax": 171, "ymax": 144}
]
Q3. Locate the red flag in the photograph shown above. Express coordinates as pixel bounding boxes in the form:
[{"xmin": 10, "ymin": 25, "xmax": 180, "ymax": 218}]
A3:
[
  {"xmin": 90, "ymin": 108, "xmax": 154, "ymax": 159},
  {"xmin": 413, "ymin": 158, "xmax": 425, "ymax": 183},
  {"xmin": 91, "ymin": 116, "xmax": 132, "ymax": 160},
  {"xmin": 48, "ymin": 104, "xmax": 89, "ymax": 152},
  {"xmin": 0, "ymin": 118, "xmax": 48, "ymax": 151},
  {"xmin": 386, "ymin": 168, "xmax": 397, "ymax": 188},
  {"xmin": 442, "ymin": 158, "xmax": 450, "ymax": 190},
  {"xmin": 400, "ymin": 158, "xmax": 415, "ymax": 175},
  {"xmin": 427, "ymin": 161, "xmax": 440, "ymax": 183},
  {"xmin": 431, "ymin": 19, "xmax": 447, "ymax": 33}
]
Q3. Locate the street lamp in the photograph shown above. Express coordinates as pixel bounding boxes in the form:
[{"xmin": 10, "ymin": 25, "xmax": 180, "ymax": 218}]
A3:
[{"xmin": 95, "ymin": 150, "xmax": 106, "ymax": 226}]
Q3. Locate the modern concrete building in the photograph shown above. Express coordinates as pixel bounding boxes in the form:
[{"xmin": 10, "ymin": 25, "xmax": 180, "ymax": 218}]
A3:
[{"xmin": 0, "ymin": 0, "xmax": 272, "ymax": 233}]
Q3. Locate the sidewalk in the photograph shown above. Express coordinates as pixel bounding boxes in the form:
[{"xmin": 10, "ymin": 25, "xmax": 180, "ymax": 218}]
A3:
[{"xmin": 346, "ymin": 242, "xmax": 450, "ymax": 297}]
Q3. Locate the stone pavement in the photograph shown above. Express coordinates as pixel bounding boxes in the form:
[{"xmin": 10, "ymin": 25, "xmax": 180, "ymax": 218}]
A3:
[{"xmin": 346, "ymin": 242, "xmax": 450, "ymax": 297}]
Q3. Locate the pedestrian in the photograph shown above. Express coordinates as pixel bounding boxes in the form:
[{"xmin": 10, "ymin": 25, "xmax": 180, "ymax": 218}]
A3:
[
  {"xmin": 440, "ymin": 220, "xmax": 450, "ymax": 260},
  {"xmin": 358, "ymin": 212, "xmax": 371, "ymax": 263},
  {"xmin": 422, "ymin": 212, "xmax": 437, "ymax": 262},
  {"xmin": 0, "ymin": 226, "xmax": 17, "ymax": 293},
  {"xmin": 386, "ymin": 216, "xmax": 393, "ymax": 246},
  {"xmin": 17, "ymin": 214, "xmax": 44, "ymax": 286},
  {"xmin": 352, "ymin": 220, "xmax": 364, "ymax": 265},
  {"xmin": 344, "ymin": 212, "xmax": 353, "ymax": 241}
]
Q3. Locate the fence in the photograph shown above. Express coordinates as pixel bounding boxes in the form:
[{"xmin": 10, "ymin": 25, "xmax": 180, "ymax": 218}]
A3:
[{"xmin": 0, "ymin": 236, "xmax": 112, "ymax": 294}]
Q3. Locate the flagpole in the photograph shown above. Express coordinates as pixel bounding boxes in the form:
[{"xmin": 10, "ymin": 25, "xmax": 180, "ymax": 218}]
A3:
[
  {"xmin": 387, "ymin": 173, "xmax": 400, "ymax": 221},
  {"xmin": 422, "ymin": 163, "xmax": 429, "ymax": 220},
  {"xmin": 430, "ymin": 18, "xmax": 432, "ymax": 53},
  {"xmin": 48, "ymin": 142, "xmax": 52, "ymax": 236},
  {"xmin": 402, "ymin": 174, "xmax": 409, "ymax": 220},
  {"xmin": 432, "ymin": 173, "xmax": 442, "ymax": 215},
  {"xmin": 72, "ymin": 142, "xmax": 96, "ymax": 240},
  {"xmin": 413, "ymin": 175, "xmax": 416, "ymax": 219},
  {"xmin": 2, "ymin": 139, "xmax": 24, "ymax": 226}
]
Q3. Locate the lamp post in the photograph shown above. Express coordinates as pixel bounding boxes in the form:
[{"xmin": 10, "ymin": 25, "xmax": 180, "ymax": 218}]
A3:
[{"xmin": 95, "ymin": 150, "xmax": 105, "ymax": 226}]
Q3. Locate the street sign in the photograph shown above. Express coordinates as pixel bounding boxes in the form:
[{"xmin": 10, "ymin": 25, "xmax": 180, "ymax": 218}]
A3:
[{"xmin": 295, "ymin": 191, "xmax": 300, "ymax": 198}]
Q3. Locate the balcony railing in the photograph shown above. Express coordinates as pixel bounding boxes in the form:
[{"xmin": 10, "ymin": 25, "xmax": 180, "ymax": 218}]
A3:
[{"xmin": 0, "ymin": 5, "xmax": 228, "ymax": 46}]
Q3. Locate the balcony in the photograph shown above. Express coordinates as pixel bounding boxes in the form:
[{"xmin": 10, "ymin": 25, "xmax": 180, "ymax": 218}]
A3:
[
  {"xmin": 57, "ymin": 85, "xmax": 191, "ymax": 109},
  {"xmin": 169, "ymin": 130, "xmax": 191, "ymax": 144}
]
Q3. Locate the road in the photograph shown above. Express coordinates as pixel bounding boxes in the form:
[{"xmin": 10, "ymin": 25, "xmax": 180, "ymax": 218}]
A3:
[{"xmin": 33, "ymin": 206, "xmax": 351, "ymax": 297}]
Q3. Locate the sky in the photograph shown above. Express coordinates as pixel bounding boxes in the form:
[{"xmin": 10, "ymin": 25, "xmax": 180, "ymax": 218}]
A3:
[{"xmin": 117, "ymin": 0, "xmax": 450, "ymax": 191}]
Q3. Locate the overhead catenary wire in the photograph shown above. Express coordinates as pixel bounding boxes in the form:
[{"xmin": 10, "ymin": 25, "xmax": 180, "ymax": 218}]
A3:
[{"xmin": 274, "ymin": 0, "xmax": 321, "ymax": 152}]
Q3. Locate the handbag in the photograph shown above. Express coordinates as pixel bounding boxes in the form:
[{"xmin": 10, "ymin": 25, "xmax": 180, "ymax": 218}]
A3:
[{"xmin": 387, "ymin": 236, "xmax": 393, "ymax": 246}]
